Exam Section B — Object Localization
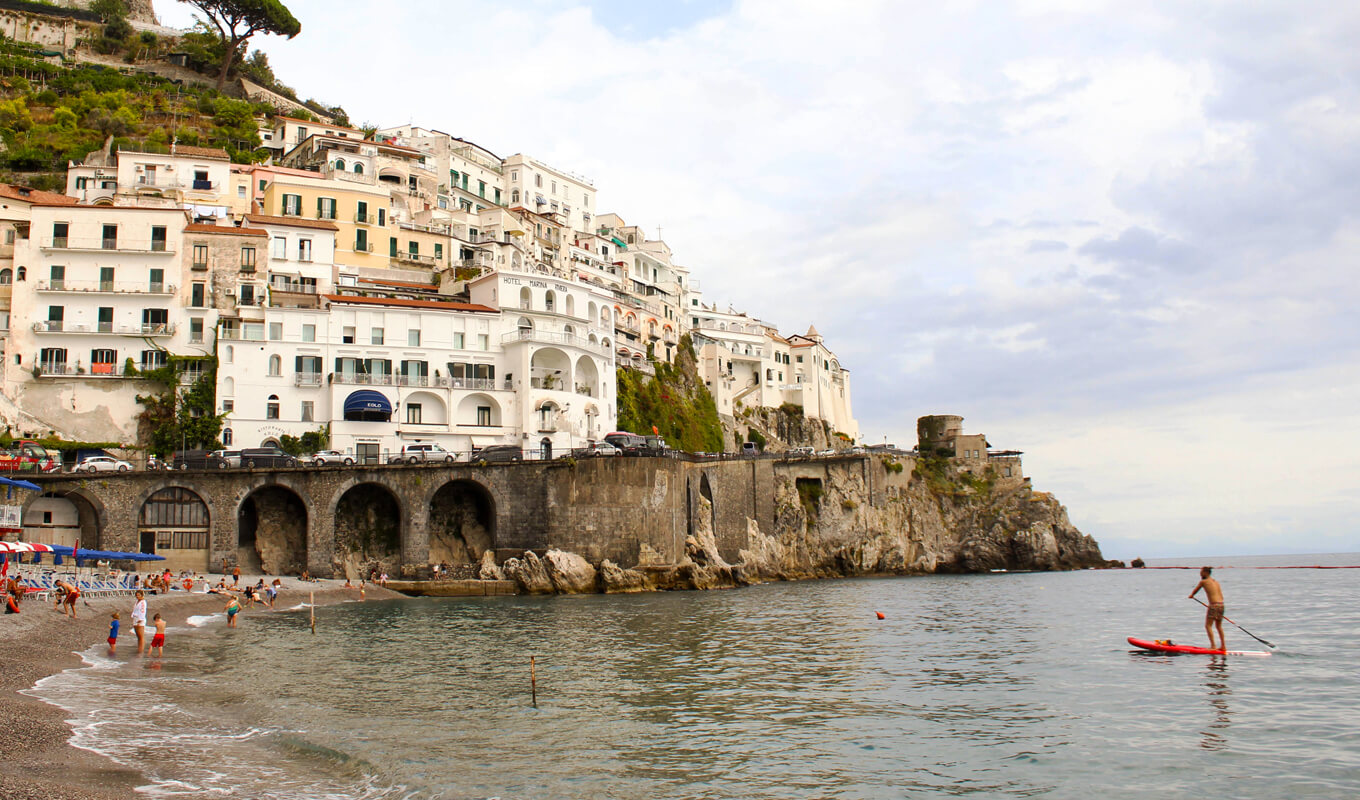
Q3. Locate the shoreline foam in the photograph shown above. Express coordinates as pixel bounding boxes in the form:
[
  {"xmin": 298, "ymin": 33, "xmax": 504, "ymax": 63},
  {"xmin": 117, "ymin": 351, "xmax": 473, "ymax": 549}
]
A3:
[{"xmin": 0, "ymin": 577, "xmax": 395, "ymax": 799}]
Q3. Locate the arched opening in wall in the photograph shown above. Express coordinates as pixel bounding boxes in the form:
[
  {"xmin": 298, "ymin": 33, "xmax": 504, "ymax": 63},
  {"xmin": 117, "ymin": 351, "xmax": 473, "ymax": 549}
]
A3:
[
  {"xmin": 25, "ymin": 493, "xmax": 97, "ymax": 550},
  {"xmin": 334, "ymin": 483, "xmax": 402, "ymax": 579},
  {"xmin": 428, "ymin": 479, "xmax": 495, "ymax": 570},
  {"xmin": 237, "ymin": 486, "xmax": 308, "ymax": 576},
  {"xmin": 530, "ymin": 347, "xmax": 571, "ymax": 391},
  {"xmin": 575, "ymin": 355, "xmax": 600, "ymax": 398},
  {"xmin": 699, "ymin": 472, "xmax": 716, "ymax": 540},
  {"xmin": 519, "ymin": 286, "xmax": 532, "ymax": 310},
  {"xmin": 139, "ymin": 487, "xmax": 211, "ymax": 573},
  {"xmin": 565, "ymin": 294, "xmax": 575, "ymax": 317},
  {"xmin": 517, "ymin": 316, "xmax": 533, "ymax": 334},
  {"xmin": 539, "ymin": 437, "xmax": 552, "ymax": 460},
  {"xmin": 544, "ymin": 290, "xmax": 556, "ymax": 312}
]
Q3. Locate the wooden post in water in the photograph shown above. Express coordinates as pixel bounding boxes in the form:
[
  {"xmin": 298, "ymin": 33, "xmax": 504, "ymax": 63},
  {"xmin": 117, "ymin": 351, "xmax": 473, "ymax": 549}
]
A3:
[
  {"xmin": 310, "ymin": 591, "xmax": 315, "ymax": 634},
  {"xmin": 530, "ymin": 655, "xmax": 537, "ymax": 708}
]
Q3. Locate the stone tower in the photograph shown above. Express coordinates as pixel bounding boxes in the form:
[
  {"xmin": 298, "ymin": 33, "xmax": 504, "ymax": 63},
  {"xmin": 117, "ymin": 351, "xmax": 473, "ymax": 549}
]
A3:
[{"xmin": 917, "ymin": 415, "xmax": 964, "ymax": 453}]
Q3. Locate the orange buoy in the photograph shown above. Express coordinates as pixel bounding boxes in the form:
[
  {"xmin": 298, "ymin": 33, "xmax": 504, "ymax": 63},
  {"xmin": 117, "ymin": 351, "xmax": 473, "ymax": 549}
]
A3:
[{"xmin": 876, "ymin": 611, "xmax": 885, "ymax": 620}]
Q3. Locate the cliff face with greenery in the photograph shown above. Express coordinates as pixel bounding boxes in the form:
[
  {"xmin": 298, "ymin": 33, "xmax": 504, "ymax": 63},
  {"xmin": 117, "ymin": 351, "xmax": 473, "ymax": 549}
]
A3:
[{"xmin": 615, "ymin": 336, "xmax": 725, "ymax": 453}]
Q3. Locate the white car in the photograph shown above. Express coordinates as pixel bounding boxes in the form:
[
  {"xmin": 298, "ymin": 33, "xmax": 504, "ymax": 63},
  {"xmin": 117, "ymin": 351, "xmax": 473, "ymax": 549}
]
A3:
[
  {"xmin": 310, "ymin": 450, "xmax": 355, "ymax": 466},
  {"xmin": 76, "ymin": 455, "xmax": 132, "ymax": 473}
]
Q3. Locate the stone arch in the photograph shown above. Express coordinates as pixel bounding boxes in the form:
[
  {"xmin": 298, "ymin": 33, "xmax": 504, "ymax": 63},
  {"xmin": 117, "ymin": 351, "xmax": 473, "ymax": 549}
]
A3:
[
  {"xmin": 237, "ymin": 484, "xmax": 309, "ymax": 576},
  {"xmin": 331, "ymin": 481, "xmax": 403, "ymax": 579},
  {"xmin": 138, "ymin": 485, "xmax": 212, "ymax": 572},
  {"xmin": 588, "ymin": 300, "xmax": 597, "ymax": 323},
  {"xmin": 427, "ymin": 479, "xmax": 496, "ymax": 568},
  {"xmin": 699, "ymin": 472, "xmax": 717, "ymax": 542},
  {"xmin": 565, "ymin": 294, "xmax": 575, "ymax": 318},
  {"xmin": 26, "ymin": 490, "xmax": 104, "ymax": 550}
]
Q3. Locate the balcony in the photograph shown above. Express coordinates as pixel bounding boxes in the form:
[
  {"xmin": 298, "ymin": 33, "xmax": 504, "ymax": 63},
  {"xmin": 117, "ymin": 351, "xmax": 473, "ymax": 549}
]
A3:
[
  {"xmin": 32, "ymin": 361, "xmax": 129, "ymax": 378},
  {"xmin": 294, "ymin": 372, "xmax": 324, "ymax": 387},
  {"xmin": 394, "ymin": 251, "xmax": 438, "ymax": 266},
  {"xmin": 333, "ymin": 373, "xmax": 395, "ymax": 386},
  {"xmin": 31, "ymin": 322, "xmax": 175, "ymax": 336},
  {"xmin": 394, "ymin": 374, "xmax": 431, "ymax": 387},
  {"xmin": 40, "ymin": 237, "xmax": 174, "ymax": 254},
  {"xmin": 354, "ymin": 241, "xmax": 375, "ymax": 253},
  {"xmin": 218, "ymin": 328, "xmax": 265, "ymax": 341},
  {"xmin": 437, "ymin": 377, "xmax": 504, "ymax": 391},
  {"xmin": 501, "ymin": 329, "xmax": 607, "ymax": 355},
  {"xmin": 35, "ymin": 279, "xmax": 176, "ymax": 295},
  {"xmin": 354, "ymin": 212, "xmax": 377, "ymax": 225}
]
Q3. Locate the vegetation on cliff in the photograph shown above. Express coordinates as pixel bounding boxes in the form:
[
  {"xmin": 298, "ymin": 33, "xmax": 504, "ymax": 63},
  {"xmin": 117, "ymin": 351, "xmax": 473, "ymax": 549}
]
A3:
[
  {"xmin": 134, "ymin": 357, "xmax": 226, "ymax": 456},
  {"xmin": 615, "ymin": 335, "xmax": 725, "ymax": 452}
]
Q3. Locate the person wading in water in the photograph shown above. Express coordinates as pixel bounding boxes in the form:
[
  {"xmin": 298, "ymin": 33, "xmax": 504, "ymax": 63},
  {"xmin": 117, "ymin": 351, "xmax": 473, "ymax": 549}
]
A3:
[{"xmin": 1189, "ymin": 566, "xmax": 1226, "ymax": 650}]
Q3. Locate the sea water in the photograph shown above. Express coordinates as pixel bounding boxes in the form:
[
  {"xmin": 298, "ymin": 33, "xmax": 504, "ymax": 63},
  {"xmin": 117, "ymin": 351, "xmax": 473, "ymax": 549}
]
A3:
[{"xmin": 28, "ymin": 554, "xmax": 1360, "ymax": 799}]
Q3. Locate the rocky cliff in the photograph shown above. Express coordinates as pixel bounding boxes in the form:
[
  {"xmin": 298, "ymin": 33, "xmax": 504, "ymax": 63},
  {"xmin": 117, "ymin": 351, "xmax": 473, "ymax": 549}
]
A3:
[{"xmin": 499, "ymin": 454, "xmax": 1108, "ymax": 594}]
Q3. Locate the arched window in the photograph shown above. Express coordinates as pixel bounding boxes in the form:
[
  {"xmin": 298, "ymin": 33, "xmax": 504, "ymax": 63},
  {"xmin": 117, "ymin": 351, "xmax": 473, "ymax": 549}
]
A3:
[
  {"xmin": 16, "ymin": 267, "xmax": 25, "ymax": 281},
  {"xmin": 544, "ymin": 290, "xmax": 555, "ymax": 313},
  {"xmin": 563, "ymin": 324, "xmax": 575, "ymax": 337},
  {"xmin": 0, "ymin": 269, "xmax": 11, "ymax": 285},
  {"xmin": 266, "ymin": 395, "xmax": 280, "ymax": 420},
  {"xmin": 268, "ymin": 354, "xmax": 281, "ymax": 376},
  {"xmin": 517, "ymin": 316, "xmax": 533, "ymax": 333},
  {"xmin": 511, "ymin": 189, "xmax": 520, "ymax": 204},
  {"xmin": 224, "ymin": 345, "xmax": 233, "ymax": 364},
  {"xmin": 222, "ymin": 376, "xmax": 235, "ymax": 397},
  {"xmin": 334, "ymin": 158, "xmax": 346, "ymax": 171},
  {"xmin": 519, "ymin": 286, "xmax": 532, "ymax": 310},
  {"xmin": 223, "ymin": 428, "xmax": 233, "ymax": 446},
  {"xmin": 353, "ymin": 163, "xmax": 364, "ymax": 174}
]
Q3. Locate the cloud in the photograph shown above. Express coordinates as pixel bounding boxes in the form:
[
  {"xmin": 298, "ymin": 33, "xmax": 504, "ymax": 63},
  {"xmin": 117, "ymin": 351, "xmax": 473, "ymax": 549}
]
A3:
[{"xmin": 168, "ymin": 0, "xmax": 1360, "ymax": 556}]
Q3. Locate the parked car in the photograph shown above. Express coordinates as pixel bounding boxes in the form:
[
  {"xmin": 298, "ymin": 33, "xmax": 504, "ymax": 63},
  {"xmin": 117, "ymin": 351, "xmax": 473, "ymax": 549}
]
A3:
[
  {"xmin": 309, "ymin": 450, "xmax": 355, "ymax": 466},
  {"xmin": 788, "ymin": 446, "xmax": 815, "ymax": 457},
  {"xmin": 171, "ymin": 449, "xmax": 220, "ymax": 470},
  {"xmin": 470, "ymin": 445, "xmax": 523, "ymax": 465},
  {"xmin": 210, "ymin": 449, "xmax": 242, "ymax": 468},
  {"xmin": 239, "ymin": 446, "xmax": 300, "ymax": 469},
  {"xmin": 75, "ymin": 455, "xmax": 132, "ymax": 473},
  {"xmin": 741, "ymin": 442, "xmax": 760, "ymax": 456},
  {"xmin": 849, "ymin": 445, "xmax": 867, "ymax": 455},
  {"xmin": 571, "ymin": 441, "xmax": 621, "ymax": 458},
  {"xmin": 389, "ymin": 443, "xmax": 457, "ymax": 465},
  {"xmin": 817, "ymin": 449, "xmax": 838, "ymax": 457},
  {"xmin": 603, "ymin": 431, "xmax": 648, "ymax": 455}
]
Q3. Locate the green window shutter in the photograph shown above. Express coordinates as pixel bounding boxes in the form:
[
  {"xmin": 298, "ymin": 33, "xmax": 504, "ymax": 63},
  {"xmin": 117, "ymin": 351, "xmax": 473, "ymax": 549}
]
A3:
[
  {"xmin": 389, "ymin": 237, "xmax": 397, "ymax": 257},
  {"xmin": 317, "ymin": 197, "xmax": 323, "ymax": 218}
]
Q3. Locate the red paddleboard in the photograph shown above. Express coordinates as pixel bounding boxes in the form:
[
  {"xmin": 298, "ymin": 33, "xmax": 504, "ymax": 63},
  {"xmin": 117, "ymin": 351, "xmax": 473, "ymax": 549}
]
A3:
[{"xmin": 1128, "ymin": 637, "xmax": 1271, "ymax": 657}]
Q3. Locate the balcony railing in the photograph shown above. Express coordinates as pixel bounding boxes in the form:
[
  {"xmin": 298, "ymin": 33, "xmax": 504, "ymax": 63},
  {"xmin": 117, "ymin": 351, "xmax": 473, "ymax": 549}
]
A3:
[
  {"xmin": 394, "ymin": 251, "xmax": 438, "ymax": 265},
  {"xmin": 32, "ymin": 322, "xmax": 174, "ymax": 336},
  {"xmin": 354, "ymin": 241, "xmax": 375, "ymax": 252},
  {"xmin": 40, "ymin": 237, "xmax": 173, "ymax": 254},
  {"xmin": 501, "ymin": 329, "xmax": 607, "ymax": 354},
  {"xmin": 333, "ymin": 373, "xmax": 395, "ymax": 386},
  {"xmin": 35, "ymin": 279, "xmax": 176, "ymax": 295},
  {"xmin": 354, "ymin": 212, "xmax": 376, "ymax": 225},
  {"xmin": 395, "ymin": 374, "xmax": 431, "ymax": 387},
  {"xmin": 438, "ymin": 377, "xmax": 502, "ymax": 391},
  {"xmin": 218, "ymin": 329, "xmax": 265, "ymax": 341},
  {"xmin": 294, "ymin": 372, "xmax": 324, "ymax": 386},
  {"xmin": 270, "ymin": 282, "xmax": 318, "ymax": 294}
]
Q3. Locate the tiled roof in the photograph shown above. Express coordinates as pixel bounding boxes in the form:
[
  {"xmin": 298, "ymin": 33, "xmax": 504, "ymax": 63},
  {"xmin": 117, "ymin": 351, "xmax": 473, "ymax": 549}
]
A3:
[
  {"xmin": 324, "ymin": 293, "xmax": 496, "ymax": 313},
  {"xmin": 357, "ymin": 277, "xmax": 439, "ymax": 290},
  {"xmin": 184, "ymin": 223, "xmax": 268, "ymax": 237},
  {"xmin": 0, "ymin": 184, "xmax": 77, "ymax": 205},
  {"xmin": 245, "ymin": 214, "xmax": 340, "ymax": 231}
]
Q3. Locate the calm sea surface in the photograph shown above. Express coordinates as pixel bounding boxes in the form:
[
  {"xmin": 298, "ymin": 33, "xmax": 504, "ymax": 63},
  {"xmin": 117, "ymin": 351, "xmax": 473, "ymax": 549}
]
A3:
[{"xmin": 30, "ymin": 553, "xmax": 1360, "ymax": 799}]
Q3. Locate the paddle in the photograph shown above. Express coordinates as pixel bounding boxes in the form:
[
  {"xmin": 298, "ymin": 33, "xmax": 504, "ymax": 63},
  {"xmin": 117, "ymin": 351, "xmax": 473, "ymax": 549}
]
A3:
[{"xmin": 1192, "ymin": 597, "xmax": 1276, "ymax": 649}]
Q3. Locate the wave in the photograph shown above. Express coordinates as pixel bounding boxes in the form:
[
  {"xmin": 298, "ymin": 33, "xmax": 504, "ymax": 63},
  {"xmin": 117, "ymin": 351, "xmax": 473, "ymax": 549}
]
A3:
[{"xmin": 186, "ymin": 614, "xmax": 221, "ymax": 627}]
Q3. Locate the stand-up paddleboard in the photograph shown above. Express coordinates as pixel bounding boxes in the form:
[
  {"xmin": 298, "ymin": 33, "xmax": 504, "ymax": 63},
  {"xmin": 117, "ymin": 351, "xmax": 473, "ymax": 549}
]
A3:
[{"xmin": 1128, "ymin": 637, "xmax": 1272, "ymax": 657}]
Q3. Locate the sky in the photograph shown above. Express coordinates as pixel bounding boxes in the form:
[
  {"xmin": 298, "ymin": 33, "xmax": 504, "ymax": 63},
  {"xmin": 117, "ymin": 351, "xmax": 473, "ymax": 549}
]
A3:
[{"xmin": 156, "ymin": 0, "xmax": 1360, "ymax": 560}]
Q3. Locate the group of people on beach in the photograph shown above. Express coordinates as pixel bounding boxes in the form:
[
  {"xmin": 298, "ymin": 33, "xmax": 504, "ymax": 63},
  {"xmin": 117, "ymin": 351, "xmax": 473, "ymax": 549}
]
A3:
[{"xmin": 106, "ymin": 590, "xmax": 165, "ymax": 657}]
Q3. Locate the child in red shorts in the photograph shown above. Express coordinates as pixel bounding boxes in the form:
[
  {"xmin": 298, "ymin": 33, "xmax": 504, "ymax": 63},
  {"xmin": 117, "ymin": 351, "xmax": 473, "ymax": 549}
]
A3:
[{"xmin": 149, "ymin": 612, "xmax": 166, "ymax": 657}]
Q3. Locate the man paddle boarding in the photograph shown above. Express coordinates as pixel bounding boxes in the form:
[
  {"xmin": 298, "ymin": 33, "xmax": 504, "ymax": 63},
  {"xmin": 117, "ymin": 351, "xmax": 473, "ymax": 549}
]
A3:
[{"xmin": 1189, "ymin": 566, "xmax": 1225, "ymax": 651}]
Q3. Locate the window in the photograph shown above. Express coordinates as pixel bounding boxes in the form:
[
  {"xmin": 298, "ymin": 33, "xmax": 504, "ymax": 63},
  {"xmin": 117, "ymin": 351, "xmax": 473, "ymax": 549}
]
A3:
[
  {"xmin": 222, "ymin": 427, "xmax": 233, "ymax": 444},
  {"xmin": 269, "ymin": 322, "xmax": 283, "ymax": 340},
  {"xmin": 266, "ymin": 395, "xmax": 280, "ymax": 419},
  {"xmin": 353, "ymin": 163, "xmax": 363, "ymax": 174},
  {"xmin": 406, "ymin": 403, "xmax": 422, "ymax": 424},
  {"xmin": 551, "ymin": 181, "xmax": 557, "ymax": 194},
  {"xmin": 434, "ymin": 243, "xmax": 442, "ymax": 261},
  {"xmin": 452, "ymin": 332, "xmax": 464, "ymax": 349},
  {"xmin": 190, "ymin": 318, "xmax": 203, "ymax": 343},
  {"xmin": 151, "ymin": 226, "xmax": 167, "ymax": 252},
  {"xmin": 191, "ymin": 283, "xmax": 205, "ymax": 307},
  {"xmin": 478, "ymin": 180, "xmax": 486, "ymax": 198},
  {"xmin": 511, "ymin": 170, "xmax": 518, "ymax": 181},
  {"xmin": 408, "ymin": 329, "xmax": 420, "ymax": 346},
  {"xmin": 239, "ymin": 284, "xmax": 256, "ymax": 306},
  {"xmin": 282, "ymin": 194, "xmax": 302, "ymax": 216},
  {"xmin": 302, "ymin": 324, "xmax": 315, "ymax": 342},
  {"xmin": 237, "ymin": 185, "xmax": 246, "ymax": 198},
  {"xmin": 477, "ymin": 406, "xmax": 491, "ymax": 426},
  {"xmin": 52, "ymin": 222, "xmax": 68, "ymax": 248},
  {"xmin": 342, "ymin": 326, "xmax": 355, "ymax": 344},
  {"xmin": 301, "ymin": 401, "xmax": 314, "ymax": 422},
  {"xmin": 535, "ymin": 174, "xmax": 542, "ymax": 188},
  {"xmin": 494, "ymin": 188, "xmax": 501, "ymax": 205},
  {"xmin": 408, "ymin": 241, "xmax": 418, "ymax": 257},
  {"xmin": 241, "ymin": 246, "xmax": 256, "ymax": 272},
  {"xmin": 224, "ymin": 345, "xmax": 233, "ymax": 363},
  {"xmin": 102, "ymin": 224, "xmax": 117, "ymax": 249},
  {"xmin": 268, "ymin": 355, "xmax": 281, "ymax": 376},
  {"xmin": 334, "ymin": 158, "xmax": 346, "ymax": 171},
  {"xmin": 378, "ymin": 208, "xmax": 386, "ymax": 226},
  {"xmin": 192, "ymin": 244, "xmax": 208, "ymax": 269},
  {"xmin": 39, "ymin": 347, "xmax": 67, "ymax": 370},
  {"xmin": 90, "ymin": 348, "xmax": 116, "ymax": 373},
  {"xmin": 371, "ymin": 327, "xmax": 384, "ymax": 345},
  {"xmin": 298, "ymin": 239, "xmax": 312, "ymax": 262},
  {"xmin": 355, "ymin": 229, "xmax": 368, "ymax": 252},
  {"xmin": 49, "ymin": 264, "xmax": 65, "ymax": 290},
  {"xmin": 389, "ymin": 237, "xmax": 397, "ymax": 257},
  {"xmin": 512, "ymin": 189, "xmax": 520, "ymax": 204},
  {"xmin": 99, "ymin": 266, "xmax": 114, "ymax": 291},
  {"xmin": 477, "ymin": 334, "xmax": 488, "ymax": 350},
  {"xmin": 272, "ymin": 237, "xmax": 286, "ymax": 259},
  {"xmin": 142, "ymin": 309, "xmax": 168, "ymax": 334},
  {"xmin": 317, "ymin": 197, "xmax": 336, "ymax": 220}
]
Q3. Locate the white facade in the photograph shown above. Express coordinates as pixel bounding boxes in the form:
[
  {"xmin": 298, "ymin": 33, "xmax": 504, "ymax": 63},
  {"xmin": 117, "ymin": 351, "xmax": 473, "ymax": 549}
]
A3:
[{"xmin": 503, "ymin": 154, "xmax": 596, "ymax": 236}]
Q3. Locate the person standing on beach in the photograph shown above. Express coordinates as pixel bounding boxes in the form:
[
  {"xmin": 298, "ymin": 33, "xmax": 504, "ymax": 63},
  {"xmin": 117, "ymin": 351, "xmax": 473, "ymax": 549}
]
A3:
[
  {"xmin": 225, "ymin": 594, "xmax": 241, "ymax": 627},
  {"xmin": 1190, "ymin": 566, "xmax": 1226, "ymax": 650},
  {"xmin": 232, "ymin": 565, "xmax": 241, "ymax": 588},
  {"xmin": 131, "ymin": 590, "xmax": 148, "ymax": 655},
  {"xmin": 55, "ymin": 580, "xmax": 80, "ymax": 618},
  {"xmin": 149, "ymin": 613, "xmax": 166, "ymax": 657},
  {"xmin": 107, "ymin": 612, "xmax": 120, "ymax": 655}
]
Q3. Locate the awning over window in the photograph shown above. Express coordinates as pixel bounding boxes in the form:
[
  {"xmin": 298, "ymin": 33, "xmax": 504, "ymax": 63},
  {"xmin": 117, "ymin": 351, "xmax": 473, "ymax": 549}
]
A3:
[{"xmin": 343, "ymin": 390, "xmax": 392, "ymax": 421}]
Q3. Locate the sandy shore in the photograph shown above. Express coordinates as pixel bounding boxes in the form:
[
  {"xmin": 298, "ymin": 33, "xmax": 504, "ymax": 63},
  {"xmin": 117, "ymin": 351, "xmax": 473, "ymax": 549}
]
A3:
[{"xmin": 0, "ymin": 576, "xmax": 402, "ymax": 799}]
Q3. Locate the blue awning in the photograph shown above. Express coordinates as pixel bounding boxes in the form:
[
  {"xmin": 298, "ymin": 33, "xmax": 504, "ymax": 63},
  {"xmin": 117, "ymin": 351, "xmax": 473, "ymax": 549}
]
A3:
[
  {"xmin": 40, "ymin": 545, "xmax": 165, "ymax": 563},
  {"xmin": 344, "ymin": 390, "xmax": 392, "ymax": 415},
  {"xmin": 0, "ymin": 476, "xmax": 41, "ymax": 491}
]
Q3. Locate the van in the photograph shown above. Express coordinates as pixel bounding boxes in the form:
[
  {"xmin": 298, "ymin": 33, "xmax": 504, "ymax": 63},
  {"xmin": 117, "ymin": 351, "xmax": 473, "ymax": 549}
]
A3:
[
  {"xmin": 238, "ymin": 446, "xmax": 300, "ymax": 469},
  {"xmin": 741, "ymin": 442, "xmax": 760, "ymax": 456},
  {"xmin": 390, "ymin": 443, "xmax": 455, "ymax": 464},
  {"xmin": 471, "ymin": 445, "xmax": 522, "ymax": 464},
  {"xmin": 603, "ymin": 431, "xmax": 648, "ymax": 455}
]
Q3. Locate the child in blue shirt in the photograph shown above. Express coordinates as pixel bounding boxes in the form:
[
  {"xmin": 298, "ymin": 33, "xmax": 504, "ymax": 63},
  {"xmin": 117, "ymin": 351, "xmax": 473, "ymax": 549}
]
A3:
[{"xmin": 108, "ymin": 611, "xmax": 120, "ymax": 655}]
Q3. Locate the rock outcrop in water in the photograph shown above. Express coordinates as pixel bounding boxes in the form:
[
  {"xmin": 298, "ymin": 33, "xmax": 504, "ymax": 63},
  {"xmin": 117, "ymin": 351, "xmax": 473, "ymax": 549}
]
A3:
[{"xmin": 500, "ymin": 454, "xmax": 1107, "ymax": 595}]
